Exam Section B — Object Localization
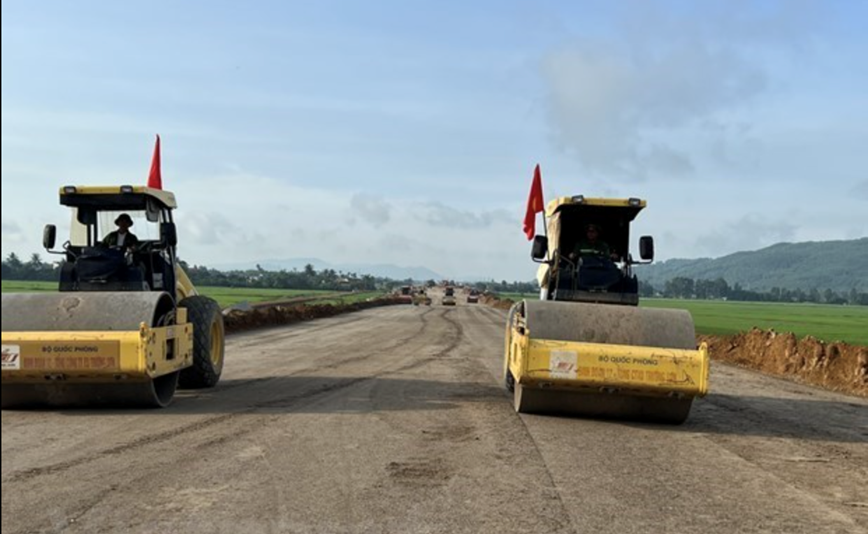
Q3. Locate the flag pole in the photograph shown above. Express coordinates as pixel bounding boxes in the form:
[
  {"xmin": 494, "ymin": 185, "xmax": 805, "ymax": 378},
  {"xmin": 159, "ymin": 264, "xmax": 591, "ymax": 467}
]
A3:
[{"xmin": 541, "ymin": 203, "xmax": 550, "ymax": 262}]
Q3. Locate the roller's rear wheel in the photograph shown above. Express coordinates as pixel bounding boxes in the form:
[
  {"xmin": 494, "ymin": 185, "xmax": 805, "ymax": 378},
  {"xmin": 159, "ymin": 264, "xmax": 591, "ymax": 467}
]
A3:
[{"xmin": 178, "ymin": 296, "xmax": 225, "ymax": 389}]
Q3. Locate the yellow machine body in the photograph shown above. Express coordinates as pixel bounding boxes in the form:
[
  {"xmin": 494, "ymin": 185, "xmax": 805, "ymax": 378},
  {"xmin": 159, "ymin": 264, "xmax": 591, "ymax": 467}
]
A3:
[
  {"xmin": 2, "ymin": 185, "xmax": 224, "ymax": 408},
  {"xmin": 2, "ymin": 309, "xmax": 192, "ymax": 385},
  {"xmin": 506, "ymin": 194, "xmax": 710, "ymax": 424}
]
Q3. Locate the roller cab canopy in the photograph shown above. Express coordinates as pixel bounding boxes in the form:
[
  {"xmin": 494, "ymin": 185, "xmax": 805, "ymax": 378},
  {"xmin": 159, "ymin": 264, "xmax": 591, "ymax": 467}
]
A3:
[
  {"xmin": 57, "ymin": 186, "xmax": 179, "ymax": 249},
  {"xmin": 60, "ymin": 185, "xmax": 178, "ymax": 211},
  {"xmin": 544, "ymin": 196, "xmax": 646, "ymax": 261}
]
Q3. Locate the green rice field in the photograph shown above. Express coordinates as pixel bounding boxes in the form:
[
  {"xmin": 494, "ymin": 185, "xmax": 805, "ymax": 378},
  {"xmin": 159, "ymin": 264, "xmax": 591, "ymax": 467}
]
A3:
[
  {"xmin": 498, "ymin": 291, "xmax": 866, "ymax": 345},
  {"xmin": 642, "ymin": 298, "xmax": 868, "ymax": 345},
  {"xmin": 1, "ymin": 280, "xmax": 382, "ymax": 309},
  {"xmin": 4, "ymin": 281, "xmax": 863, "ymax": 344}
]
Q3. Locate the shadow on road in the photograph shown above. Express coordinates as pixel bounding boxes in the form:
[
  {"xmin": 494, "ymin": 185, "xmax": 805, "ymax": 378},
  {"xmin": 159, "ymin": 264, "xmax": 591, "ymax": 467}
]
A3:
[
  {"xmin": 9, "ymin": 379, "xmax": 866, "ymax": 444},
  {"xmin": 11, "ymin": 376, "xmax": 508, "ymax": 417},
  {"xmin": 656, "ymin": 392, "xmax": 868, "ymax": 443}
]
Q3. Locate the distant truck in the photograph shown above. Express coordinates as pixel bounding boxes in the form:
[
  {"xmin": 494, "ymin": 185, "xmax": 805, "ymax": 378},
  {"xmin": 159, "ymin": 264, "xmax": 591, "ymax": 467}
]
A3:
[
  {"xmin": 413, "ymin": 288, "xmax": 432, "ymax": 306},
  {"xmin": 397, "ymin": 285, "xmax": 414, "ymax": 304},
  {"xmin": 442, "ymin": 286, "xmax": 457, "ymax": 306}
]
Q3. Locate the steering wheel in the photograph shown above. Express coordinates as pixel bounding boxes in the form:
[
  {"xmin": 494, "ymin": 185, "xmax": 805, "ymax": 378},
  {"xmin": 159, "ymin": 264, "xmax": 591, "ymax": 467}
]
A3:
[{"xmin": 100, "ymin": 243, "xmax": 138, "ymax": 264}]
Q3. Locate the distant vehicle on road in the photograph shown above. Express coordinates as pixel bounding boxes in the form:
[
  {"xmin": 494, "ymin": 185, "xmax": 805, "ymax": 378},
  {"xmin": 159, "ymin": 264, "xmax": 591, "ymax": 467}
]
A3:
[
  {"xmin": 467, "ymin": 289, "xmax": 479, "ymax": 304},
  {"xmin": 442, "ymin": 286, "xmax": 456, "ymax": 306}
]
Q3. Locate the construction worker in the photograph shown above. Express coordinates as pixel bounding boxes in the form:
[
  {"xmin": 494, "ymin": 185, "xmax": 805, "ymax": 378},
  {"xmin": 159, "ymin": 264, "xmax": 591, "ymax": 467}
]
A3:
[
  {"xmin": 103, "ymin": 213, "xmax": 140, "ymax": 251},
  {"xmin": 569, "ymin": 223, "xmax": 618, "ymax": 261}
]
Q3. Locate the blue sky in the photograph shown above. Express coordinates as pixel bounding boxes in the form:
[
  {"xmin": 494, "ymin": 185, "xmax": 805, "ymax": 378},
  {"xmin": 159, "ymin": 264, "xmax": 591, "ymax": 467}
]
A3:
[{"xmin": 2, "ymin": 0, "xmax": 866, "ymax": 280}]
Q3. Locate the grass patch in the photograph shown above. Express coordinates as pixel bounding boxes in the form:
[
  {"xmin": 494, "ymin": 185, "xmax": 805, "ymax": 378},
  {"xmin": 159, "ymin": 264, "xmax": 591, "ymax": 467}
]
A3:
[
  {"xmin": 310, "ymin": 291, "xmax": 387, "ymax": 306},
  {"xmin": 493, "ymin": 289, "xmax": 866, "ymax": 345},
  {"xmin": 197, "ymin": 287, "xmax": 332, "ymax": 308},
  {"xmin": 2, "ymin": 280, "xmax": 56, "ymax": 292},
  {"xmin": 1, "ymin": 281, "xmax": 356, "ymax": 309},
  {"xmin": 641, "ymin": 298, "xmax": 868, "ymax": 345}
]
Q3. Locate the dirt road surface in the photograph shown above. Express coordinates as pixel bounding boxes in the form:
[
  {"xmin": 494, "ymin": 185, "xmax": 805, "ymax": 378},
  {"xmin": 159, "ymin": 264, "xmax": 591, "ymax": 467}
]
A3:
[{"xmin": 3, "ymin": 301, "xmax": 867, "ymax": 534}]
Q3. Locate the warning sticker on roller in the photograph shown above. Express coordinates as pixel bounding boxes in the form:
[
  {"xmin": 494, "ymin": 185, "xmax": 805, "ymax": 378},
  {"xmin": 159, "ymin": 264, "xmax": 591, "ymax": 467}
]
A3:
[
  {"xmin": 550, "ymin": 351, "xmax": 578, "ymax": 379},
  {"xmin": 1, "ymin": 345, "xmax": 21, "ymax": 370}
]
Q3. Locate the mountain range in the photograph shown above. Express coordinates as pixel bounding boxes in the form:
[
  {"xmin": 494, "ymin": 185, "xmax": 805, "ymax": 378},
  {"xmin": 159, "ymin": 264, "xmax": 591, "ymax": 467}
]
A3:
[
  {"xmin": 636, "ymin": 238, "xmax": 867, "ymax": 293},
  {"xmin": 210, "ymin": 238, "xmax": 867, "ymax": 291}
]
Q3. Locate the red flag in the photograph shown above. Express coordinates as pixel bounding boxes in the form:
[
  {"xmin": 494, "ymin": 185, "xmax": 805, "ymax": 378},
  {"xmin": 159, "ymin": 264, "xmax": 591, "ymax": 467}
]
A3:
[
  {"xmin": 523, "ymin": 164, "xmax": 544, "ymax": 240},
  {"xmin": 147, "ymin": 135, "xmax": 162, "ymax": 190}
]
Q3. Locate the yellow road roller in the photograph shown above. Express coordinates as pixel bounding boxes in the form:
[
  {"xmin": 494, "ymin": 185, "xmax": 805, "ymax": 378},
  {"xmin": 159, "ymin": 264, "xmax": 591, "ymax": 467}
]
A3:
[
  {"xmin": 1, "ymin": 185, "xmax": 224, "ymax": 408},
  {"xmin": 504, "ymin": 196, "xmax": 709, "ymax": 424}
]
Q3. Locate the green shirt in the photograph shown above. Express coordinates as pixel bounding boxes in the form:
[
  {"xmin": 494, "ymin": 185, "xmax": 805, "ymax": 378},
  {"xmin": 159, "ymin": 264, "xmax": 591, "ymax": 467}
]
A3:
[{"xmin": 573, "ymin": 239, "xmax": 610, "ymax": 257}]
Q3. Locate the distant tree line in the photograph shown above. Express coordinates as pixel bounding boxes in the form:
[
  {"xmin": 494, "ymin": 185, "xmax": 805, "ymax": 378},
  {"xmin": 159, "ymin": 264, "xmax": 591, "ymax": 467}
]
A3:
[
  {"xmin": 468, "ymin": 279, "xmax": 539, "ymax": 295},
  {"xmin": 182, "ymin": 262, "xmax": 384, "ymax": 291},
  {"xmin": 639, "ymin": 276, "xmax": 868, "ymax": 306},
  {"xmin": 4, "ymin": 253, "xmax": 866, "ymax": 305},
  {"xmin": 1, "ymin": 253, "xmax": 59, "ymax": 282},
  {"xmin": 1, "ymin": 253, "xmax": 386, "ymax": 292}
]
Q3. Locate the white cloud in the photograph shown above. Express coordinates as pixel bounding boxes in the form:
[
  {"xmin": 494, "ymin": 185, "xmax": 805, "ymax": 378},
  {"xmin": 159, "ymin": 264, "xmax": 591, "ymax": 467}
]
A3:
[
  {"xmin": 350, "ymin": 194, "xmax": 391, "ymax": 227},
  {"xmin": 416, "ymin": 202, "xmax": 513, "ymax": 229},
  {"xmin": 2, "ymin": 219, "xmax": 25, "ymax": 247},
  {"xmin": 161, "ymin": 170, "xmax": 532, "ymax": 279},
  {"xmin": 853, "ymin": 180, "xmax": 868, "ymax": 201},
  {"xmin": 176, "ymin": 211, "xmax": 260, "ymax": 247},
  {"xmin": 540, "ymin": 0, "xmax": 819, "ymax": 179},
  {"xmin": 2, "ymin": 0, "xmax": 854, "ymax": 282},
  {"xmin": 691, "ymin": 214, "xmax": 798, "ymax": 257}
]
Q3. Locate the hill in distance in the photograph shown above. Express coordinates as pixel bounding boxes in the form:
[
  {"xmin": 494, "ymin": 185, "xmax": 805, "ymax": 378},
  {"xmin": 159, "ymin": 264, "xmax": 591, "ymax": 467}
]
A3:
[{"xmin": 637, "ymin": 238, "xmax": 867, "ymax": 293}]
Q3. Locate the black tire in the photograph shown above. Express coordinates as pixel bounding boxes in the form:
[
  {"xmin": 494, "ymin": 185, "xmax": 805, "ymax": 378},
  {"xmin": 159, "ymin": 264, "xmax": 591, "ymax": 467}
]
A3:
[{"xmin": 178, "ymin": 296, "xmax": 225, "ymax": 389}]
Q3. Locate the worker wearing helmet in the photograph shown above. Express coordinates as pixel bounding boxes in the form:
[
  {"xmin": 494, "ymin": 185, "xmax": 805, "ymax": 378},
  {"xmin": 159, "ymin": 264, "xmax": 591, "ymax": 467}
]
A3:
[
  {"xmin": 569, "ymin": 224, "xmax": 618, "ymax": 261},
  {"xmin": 103, "ymin": 213, "xmax": 140, "ymax": 251}
]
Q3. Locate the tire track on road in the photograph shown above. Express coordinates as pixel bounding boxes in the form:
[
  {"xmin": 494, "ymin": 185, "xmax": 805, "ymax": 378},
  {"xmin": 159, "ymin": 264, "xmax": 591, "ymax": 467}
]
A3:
[
  {"xmin": 216, "ymin": 307, "xmax": 436, "ymax": 391},
  {"xmin": 3, "ymin": 308, "xmax": 444, "ymax": 485},
  {"xmin": 246, "ymin": 308, "xmax": 463, "ymax": 410},
  {"xmin": 451, "ymin": 305, "xmax": 579, "ymax": 534}
]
